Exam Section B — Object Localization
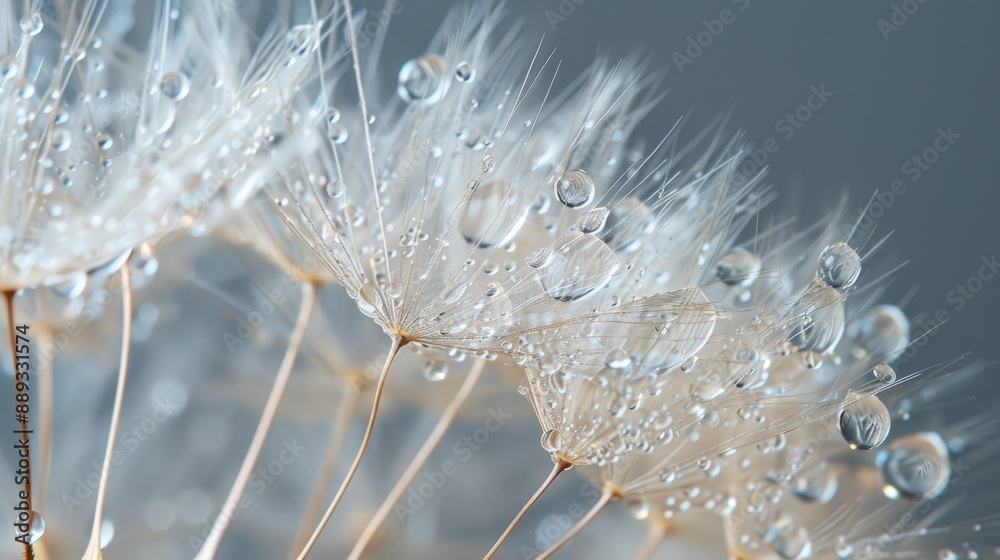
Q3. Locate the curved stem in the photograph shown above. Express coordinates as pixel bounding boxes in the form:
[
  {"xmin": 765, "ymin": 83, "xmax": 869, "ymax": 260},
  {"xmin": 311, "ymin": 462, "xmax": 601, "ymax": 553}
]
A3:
[
  {"xmin": 195, "ymin": 282, "xmax": 317, "ymax": 560},
  {"xmin": 349, "ymin": 359, "xmax": 487, "ymax": 560},
  {"xmin": 535, "ymin": 488, "xmax": 614, "ymax": 560},
  {"xmin": 5, "ymin": 290, "xmax": 35, "ymax": 560},
  {"xmin": 35, "ymin": 329, "xmax": 53, "ymax": 512},
  {"xmin": 295, "ymin": 336, "xmax": 405, "ymax": 560},
  {"xmin": 286, "ymin": 380, "xmax": 361, "ymax": 558},
  {"xmin": 484, "ymin": 457, "xmax": 572, "ymax": 560},
  {"xmin": 632, "ymin": 521, "xmax": 668, "ymax": 560},
  {"xmin": 82, "ymin": 257, "xmax": 133, "ymax": 560}
]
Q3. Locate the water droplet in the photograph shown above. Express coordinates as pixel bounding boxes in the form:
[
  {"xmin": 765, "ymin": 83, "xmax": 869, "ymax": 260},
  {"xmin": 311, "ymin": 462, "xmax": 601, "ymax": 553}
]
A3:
[
  {"xmin": 839, "ymin": 392, "xmax": 891, "ymax": 450},
  {"xmin": 160, "ymin": 71, "xmax": 190, "ymax": 100},
  {"xmin": 329, "ymin": 123, "xmax": 348, "ymax": 144},
  {"xmin": 539, "ymin": 231, "xmax": 620, "ymax": 301},
  {"xmin": 422, "ymin": 360, "xmax": 448, "ymax": 382},
  {"xmin": 96, "ymin": 133, "xmax": 113, "ymax": 150},
  {"xmin": 872, "ymin": 363, "xmax": 896, "ymax": 384},
  {"xmin": 625, "ymin": 500, "xmax": 649, "ymax": 520},
  {"xmin": 0, "ymin": 55, "xmax": 20, "ymax": 80},
  {"xmin": 355, "ymin": 283, "xmax": 383, "ymax": 319},
  {"xmin": 879, "ymin": 431, "xmax": 950, "ymax": 500},
  {"xmin": 20, "ymin": 13, "xmax": 43, "ymax": 36},
  {"xmin": 540, "ymin": 429, "xmax": 561, "ymax": 452},
  {"xmin": 576, "ymin": 207, "xmax": 609, "ymax": 234},
  {"xmin": 845, "ymin": 304, "xmax": 910, "ymax": 363},
  {"xmin": 51, "ymin": 129, "xmax": 72, "ymax": 152},
  {"xmin": 554, "ymin": 169, "xmax": 595, "ymax": 209},
  {"xmin": 817, "ymin": 242, "xmax": 861, "ymax": 289},
  {"xmin": 459, "ymin": 179, "xmax": 527, "ymax": 248},
  {"xmin": 455, "ymin": 62, "xmax": 475, "ymax": 82},
  {"xmin": 326, "ymin": 108, "xmax": 341, "ymax": 124},
  {"xmin": 517, "ymin": 381, "xmax": 528, "ymax": 395},
  {"xmin": 771, "ymin": 522, "xmax": 812, "ymax": 559},
  {"xmin": 16, "ymin": 510, "xmax": 44, "ymax": 545},
  {"xmin": 601, "ymin": 198, "xmax": 657, "ymax": 254},
  {"xmin": 398, "ymin": 54, "xmax": 449, "ymax": 105},
  {"xmin": 286, "ymin": 24, "xmax": 318, "ymax": 56},
  {"xmin": 605, "ymin": 347, "xmax": 631, "ymax": 369},
  {"xmin": 716, "ymin": 248, "xmax": 761, "ymax": 286},
  {"xmin": 792, "ymin": 462, "xmax": 838, "ymax": 503}
]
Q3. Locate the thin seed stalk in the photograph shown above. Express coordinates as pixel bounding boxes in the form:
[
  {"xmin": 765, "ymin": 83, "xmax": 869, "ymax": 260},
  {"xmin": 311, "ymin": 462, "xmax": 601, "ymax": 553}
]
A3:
[
  {"xmin": 295, "ymin": 336, "xmax": 405, "ymax": 560},
  {"xmin": 82, "ymin": 256, "xmax": 133, "ymax": 560},
  {"xmin": 349, "ymin": 358, "xmax": 486, "ymax": 560},
  {"xmin": 195, "ymin": 282, "xmax": 317, "ymax": 560},
  {"xmin": 483, "ymin": 457, "xmax": 572, "ymax": 560}
]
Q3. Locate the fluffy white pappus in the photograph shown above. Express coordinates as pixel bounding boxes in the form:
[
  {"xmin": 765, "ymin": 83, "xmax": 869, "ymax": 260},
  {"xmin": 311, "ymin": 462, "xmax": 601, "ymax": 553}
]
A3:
[{"xmin": 0, "ymin": 0, "xmax": 321, "ymax": 290}]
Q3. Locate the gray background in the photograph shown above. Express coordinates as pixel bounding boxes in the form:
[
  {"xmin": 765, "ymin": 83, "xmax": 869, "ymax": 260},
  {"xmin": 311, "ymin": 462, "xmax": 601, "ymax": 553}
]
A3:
[{"xmin": 363, "ymin": 0, "xmax": 1000, "ymax": 378}]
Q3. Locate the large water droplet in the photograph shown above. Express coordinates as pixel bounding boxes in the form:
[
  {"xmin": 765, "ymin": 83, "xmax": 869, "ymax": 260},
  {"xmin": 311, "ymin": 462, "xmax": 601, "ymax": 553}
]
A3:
[
  {"xmin": 538, "ymin": 231, "xmax": 620, "ymax": 301},
  {"xmin": 845, "ymin": 304, "xmax": 910, "ymax": 363},
  {"xmin": 20, "ymin": 13, "xmax": 43, "ymax": 36},
  {"xmin": 540, "ymin": 429, "xmax": 562, "ymax": 452},
  {"xmin": 792, "ymin": 462, "xmax": 837, "ymax": 503},
  {"xmin": 879, "ymin": 431, "xmax": 950, "ymax": 500},
  {"xmin": 458, "ymin": 179, "xmax": 528, "ymax": 248},
  {"xmin": 554, "ymin": 169, "xmax": 595, "ymax": 209},
  {"xmin": 771, "ymin": 522, "xmax": 812, "ymax": 559},
  {"xmin": 576, "ymin": 207, "xmax": 609, "ymax": 234},
  {"xmin": 15, "ymin": 510, "xmax": 44, "ymax": 545},
  {"xmin": 398, "ymin": 54, "xmax": 449, "ymax": 106},
  {"xmin": 872, "ymin": 363, "xmax": 896, "ymax": 384},
  {"xmin": 839, "ymin": 392, "xmax": 891, "ymax": 450},
  {"xmin": 716, "ymin": 248, "xmax": 761, "ymax": 286},
  {"xmin": 601, "ymin": 198, "xmax": 657, "ymax": 254},
  {"xmin": 422, "ymin": 360, "xmax": 448, "ymax": 382},
  {"xmin": 160, "ymin": 71, "xmax": 190, "ymax": 100},
  {"xmin": 817, "ymin": 242, "xmax": 861, "ymax": 289}
]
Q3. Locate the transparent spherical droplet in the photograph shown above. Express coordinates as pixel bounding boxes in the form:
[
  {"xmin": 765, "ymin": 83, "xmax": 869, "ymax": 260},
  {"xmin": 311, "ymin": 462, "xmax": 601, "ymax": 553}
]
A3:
[
  {"xmin": 792, "ymin": 462, "xmax": 838, "ymax": 503},
  {"xmin": 397, "ymin": 54, "xmax": 449, "ymax": 105},
  {"xmin": 455, "ymin": 62, "xmax": 475, "ymax": 82},
  {"xmin": 817, "ymin": 242, "xmax": 861, "ymax": 289},
  {"xmin": 839, "ymin": 393, "xmax": 891, "ymax": 450},
  {"xmin": 96, "ymin": 132, "xmax": 113, "ymax": 150},
  {"xmin": 422, "ymin": 360, "xmax": 448, "ymax": 382},
  {"xmin": 459, "ymin": 179, "xmax": 528, "ymax": 248},
  {"xmin": 160, "ymin": 71, "xmax": 190, "ymax": 100},
  {"xmin": 604, "ymin": 347, "xmax": 631, "ymax": 369},
  {"xmin": 0, "ymin": 55, "xmax": 20, "ymax": 81},
  {"xmin": 772, "ymin": 523, "xmax": 812, "ymax": 559},
  {"xmin": 16, "ymin": 510, "xmax": 44, "ymax": 545},
  {"xmin": 355, "ymin": 283, "xmax": 383, "ymax": 319},
  {"xmin": 554, "ymin": 169, "xmax": 595, "ymax": 209},
  {"xmin": 716, "ymin": 248, "xmax": 761, "ymax": 286},
  {"xmin": 625, "ymin": 500, "xmax": 649, "ymax": 520},
  {"xmin": 872, "ymin": 363, "xmax": 896, "ymax": 384},
  {"xmin": 517, "ymin": 381, "xmax": 528, "ymax": 395},
  {"xmin": 326, "ymin": 108, "xmax": 341, "ymax": 124},
  {"xmin": 539, "ymin": 231, "xmax": 620, "ymax": 301},
  {"xmin": 845, "ymin": 304, "xmax": 910, "ymax": 363},
  {"xmin": 540, "ymin": 429, "xmax": 561, "ymax": 452},
  {"xmin": 601, "ymin": 197, "xmax": 657, "ymax": 254},
  {"xmin": 329, "ymin": 123, "xmax": 348, "ymax": 144},
  {"xmin": 879, "ymin": 431, "xmax": 950, "ymax": 500},
  {"xmin": 51, "ymin": 129, "xmax": 72, "ymax": 152},
  {"xmin": 286, "ymin": 24, "xmax": 317, "ymax": 56},
  {"xmin": 576, "ymin": 207, "xmax": 609, "ymax": 234},
  {"xmin": 21, "ymin": 13, "xmax": 43, "ymax": 36},
  {"xmin": 100, "ymin": 518, "xmax": 115, "ymax": 548}
]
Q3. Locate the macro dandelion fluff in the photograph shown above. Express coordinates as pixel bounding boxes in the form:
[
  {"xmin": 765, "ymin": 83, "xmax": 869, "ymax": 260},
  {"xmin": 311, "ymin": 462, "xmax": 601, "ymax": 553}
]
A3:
[{"xmin": 0, "ymin": 1, "xmax": 997, "ymax": 560}]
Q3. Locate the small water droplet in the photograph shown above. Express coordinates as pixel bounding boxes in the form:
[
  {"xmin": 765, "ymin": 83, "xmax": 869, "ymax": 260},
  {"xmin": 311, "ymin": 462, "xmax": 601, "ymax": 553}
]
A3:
[
  {"xmin": 160, "ymin": 71, "xmax": 190, "ymax": 100},
  {"xmin": 422, "ymin": 360, "xmax": 448, "ymax": 382},
  {"xmin": 398, "ymin": 54, "xmax": 449, "ymax": 105},
  {"xmin": 817, "ymin": 242, "xmax": 861, "ymax": 289},
  {"xmin": 840, "ymin": 392, "xmax": 890, "ymax": 450},
  {"xmin": 554, "ymin": 169, "xmax": 595, "ymax": 209},
  {"xmin": 872, "ymin": 362, "xmax": 896, "ymax": 384},
  {"xmin": 540, "ymin": 429, "xmax": 561, "ymax": 452},
  {"xmin": 455, "ymin": 62, "xmax": 475, "ymax": 82}
]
